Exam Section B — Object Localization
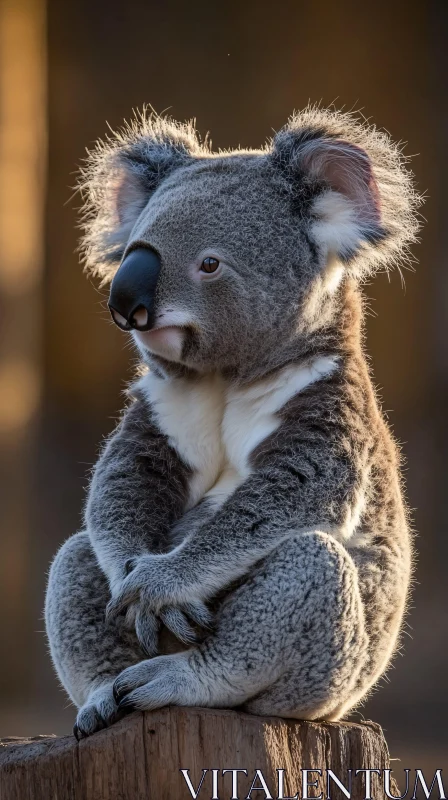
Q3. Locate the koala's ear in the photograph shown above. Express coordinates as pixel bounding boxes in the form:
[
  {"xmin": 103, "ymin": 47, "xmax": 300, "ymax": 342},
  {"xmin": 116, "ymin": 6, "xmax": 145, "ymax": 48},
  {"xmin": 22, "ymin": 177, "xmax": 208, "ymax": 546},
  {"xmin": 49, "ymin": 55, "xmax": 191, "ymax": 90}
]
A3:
[
  {"xmin": 78, "ymin": 113, "xmax": 203, "ymax": 282},
  {"xmin": 272, "ymin": 108, "xmax": 421, "ymax": 278}
]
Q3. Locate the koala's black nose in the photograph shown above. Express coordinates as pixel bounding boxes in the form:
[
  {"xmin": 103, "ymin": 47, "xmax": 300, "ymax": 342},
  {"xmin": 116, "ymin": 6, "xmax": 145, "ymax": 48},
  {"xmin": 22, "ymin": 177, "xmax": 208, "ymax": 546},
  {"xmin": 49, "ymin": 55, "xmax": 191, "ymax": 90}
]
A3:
[{"xmin": 108, "ymin": 248, "xmax": 161, "ymax": 332}]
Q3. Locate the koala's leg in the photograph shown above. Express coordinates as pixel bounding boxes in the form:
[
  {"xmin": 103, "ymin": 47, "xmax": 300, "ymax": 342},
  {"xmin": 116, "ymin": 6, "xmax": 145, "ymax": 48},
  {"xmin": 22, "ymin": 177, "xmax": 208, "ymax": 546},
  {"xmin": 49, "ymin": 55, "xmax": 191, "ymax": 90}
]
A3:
[
  {"xmin": 45, "ymin": 532, "xmax": 144, "ymax": 738},
  {"xmin": 114, "ymin": 532, "xmax": 369, "ymax": 720}
]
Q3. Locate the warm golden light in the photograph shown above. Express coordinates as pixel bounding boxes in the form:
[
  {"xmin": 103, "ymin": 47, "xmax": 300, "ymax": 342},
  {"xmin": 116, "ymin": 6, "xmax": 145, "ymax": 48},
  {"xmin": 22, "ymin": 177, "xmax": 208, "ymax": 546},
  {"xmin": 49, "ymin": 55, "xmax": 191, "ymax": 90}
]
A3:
[
  {"xmin": 0, "ymin": 0, "xmax": 46, "ymax": 698},
  {"xmin": 0, "ymin": 0, "xmax": 46, "ymax": 296},
  {"xmin": 0, "ymin": 359, "xmax": 40, "ymax": 433},
  {"xmin": 0, "ymin": 0, "xmax": 46, "ymax": 440}
]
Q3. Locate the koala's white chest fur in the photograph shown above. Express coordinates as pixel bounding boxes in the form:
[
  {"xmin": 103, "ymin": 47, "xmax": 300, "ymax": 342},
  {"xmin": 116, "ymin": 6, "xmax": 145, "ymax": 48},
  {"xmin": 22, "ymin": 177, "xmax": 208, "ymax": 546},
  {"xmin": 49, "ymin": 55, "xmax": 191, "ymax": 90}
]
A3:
[{"xmin": 137, "ymin": 357, "xmax": 338, "ymax": 511}]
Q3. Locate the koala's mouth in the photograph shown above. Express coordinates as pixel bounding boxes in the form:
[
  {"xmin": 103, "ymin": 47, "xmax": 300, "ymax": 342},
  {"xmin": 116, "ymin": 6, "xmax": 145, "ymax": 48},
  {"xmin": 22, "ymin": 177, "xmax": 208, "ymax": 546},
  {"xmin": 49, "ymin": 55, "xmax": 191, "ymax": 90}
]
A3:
[{"xmin": 133, "ymin": 326, "xmax": 186, "ymax": 362}]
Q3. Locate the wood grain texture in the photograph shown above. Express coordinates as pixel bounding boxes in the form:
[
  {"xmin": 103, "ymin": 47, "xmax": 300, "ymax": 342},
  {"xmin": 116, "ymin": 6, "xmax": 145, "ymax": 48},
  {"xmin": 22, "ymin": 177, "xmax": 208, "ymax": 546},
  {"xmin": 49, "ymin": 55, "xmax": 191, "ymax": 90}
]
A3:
[{"xmin": 0, "ymin": 708, "xmax": 396, "ymax": 800}]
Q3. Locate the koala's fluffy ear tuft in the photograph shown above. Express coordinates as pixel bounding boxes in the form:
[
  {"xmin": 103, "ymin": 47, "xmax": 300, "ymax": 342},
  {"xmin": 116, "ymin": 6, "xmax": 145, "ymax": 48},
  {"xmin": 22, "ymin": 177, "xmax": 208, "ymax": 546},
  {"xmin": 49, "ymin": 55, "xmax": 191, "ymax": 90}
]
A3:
[
  {"xmin": 272, "ymin": 106, "xmax": 422, "ymax": 278},
  {"xmin": 78, "ymin": 110, "xmax": 204, "ymax": 282}
]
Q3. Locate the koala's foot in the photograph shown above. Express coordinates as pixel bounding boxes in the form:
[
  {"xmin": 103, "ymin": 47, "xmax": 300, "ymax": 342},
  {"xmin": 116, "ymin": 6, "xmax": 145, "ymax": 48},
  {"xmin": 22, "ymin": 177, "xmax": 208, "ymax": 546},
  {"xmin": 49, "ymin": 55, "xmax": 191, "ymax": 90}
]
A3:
[
  {"xmin": 73, "ymin": 683, "xmax": 122, "ymax": 739},
  {"xmin": 113, "ymin": 653, "xmax": 202, "ymax": 712}
]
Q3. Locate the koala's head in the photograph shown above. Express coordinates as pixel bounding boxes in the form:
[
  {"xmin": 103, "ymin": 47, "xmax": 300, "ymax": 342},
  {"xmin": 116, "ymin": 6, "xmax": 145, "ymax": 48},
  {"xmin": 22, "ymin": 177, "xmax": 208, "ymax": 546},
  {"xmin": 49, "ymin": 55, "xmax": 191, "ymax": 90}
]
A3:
[{"xmin": 80, "ymin": 107, "xmax": 420, "ymax": 378}]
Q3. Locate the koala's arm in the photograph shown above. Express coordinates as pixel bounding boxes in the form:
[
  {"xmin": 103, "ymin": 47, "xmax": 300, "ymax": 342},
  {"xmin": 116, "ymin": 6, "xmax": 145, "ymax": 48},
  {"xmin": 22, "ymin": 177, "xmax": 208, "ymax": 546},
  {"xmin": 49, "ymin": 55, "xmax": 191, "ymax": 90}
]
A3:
[
  {"xmin": 108, "ymin": 379, "xmax": 358, "ymax": 615},
  {"xmin": 85, "ymin": 389, "xmax": 190, "ymax": 595}
]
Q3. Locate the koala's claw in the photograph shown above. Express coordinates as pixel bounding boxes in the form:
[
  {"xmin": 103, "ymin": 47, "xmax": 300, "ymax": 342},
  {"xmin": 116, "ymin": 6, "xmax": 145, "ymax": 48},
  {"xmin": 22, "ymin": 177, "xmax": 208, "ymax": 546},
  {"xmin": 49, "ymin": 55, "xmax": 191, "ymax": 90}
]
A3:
[
  {"xmin": 117, "ymin": 696, "xmax": 137, "ymax": 712},
  {"xmin": 112, "ymin": 682, "xmax": 122, "ymax": 704},
  {"xmin": 135, "ymin": 609, "xmax": 160, "ymax": 656},
  {"xmin": 133, "ymin": 602, "xmax": 212, "ymax": 653},
  {"xmin": 106, "ymin": 595, "xmax": 132, "ymax": 622},
  {"xmin": 182, "ymin": 601, "xmax": 214, "ymax": 631},
  {"xmin": 159, "ymin": 606, "xmax": 200, "ymax": 645},
  {"xmin": 73, "ymin": 722, "xmax": 83, "ymax": 741},
  {"xmin": 124, "ymin": 557, "xmax": 138, "ymax": 576},
  {"xmin": 158, "ymin": 601, "xmax": 214, "ymax": 643},
  {"xmin": 74, "ymin": 683, "xmax": 121, "ymax": 738}
]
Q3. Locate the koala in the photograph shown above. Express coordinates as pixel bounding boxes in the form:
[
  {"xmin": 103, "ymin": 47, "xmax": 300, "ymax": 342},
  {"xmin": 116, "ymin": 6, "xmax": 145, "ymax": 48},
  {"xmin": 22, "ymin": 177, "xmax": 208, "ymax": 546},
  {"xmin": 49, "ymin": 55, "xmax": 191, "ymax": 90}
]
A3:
[{"xmin": 45, "ymin": 106, "xmax": 421, "ymax": 739}]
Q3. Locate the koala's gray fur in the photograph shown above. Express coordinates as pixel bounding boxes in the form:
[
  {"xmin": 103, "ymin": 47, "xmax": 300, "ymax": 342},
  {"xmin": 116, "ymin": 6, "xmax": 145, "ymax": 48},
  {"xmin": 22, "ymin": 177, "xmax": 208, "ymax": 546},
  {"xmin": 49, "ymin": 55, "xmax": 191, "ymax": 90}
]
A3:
[{"xmin": 45, "ymin": 105, "xmax": 421, "ymax": 738}]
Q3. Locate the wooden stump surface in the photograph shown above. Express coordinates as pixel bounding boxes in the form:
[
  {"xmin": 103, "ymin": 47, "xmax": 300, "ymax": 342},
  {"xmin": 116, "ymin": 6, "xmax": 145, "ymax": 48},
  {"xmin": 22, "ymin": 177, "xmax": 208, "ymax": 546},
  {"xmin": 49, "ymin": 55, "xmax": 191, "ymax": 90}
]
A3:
[{"xmin": 0, "ymin": 707, "xmax": 396, "ymax": 800}]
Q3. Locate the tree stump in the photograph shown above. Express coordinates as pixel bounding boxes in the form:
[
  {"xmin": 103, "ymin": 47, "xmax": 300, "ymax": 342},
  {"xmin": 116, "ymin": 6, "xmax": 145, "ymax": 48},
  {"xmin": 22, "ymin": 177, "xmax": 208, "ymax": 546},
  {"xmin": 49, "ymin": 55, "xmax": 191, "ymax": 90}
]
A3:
[{"xmin": 0, "ymin": 707, "xmax": 396, "ymax": 800}]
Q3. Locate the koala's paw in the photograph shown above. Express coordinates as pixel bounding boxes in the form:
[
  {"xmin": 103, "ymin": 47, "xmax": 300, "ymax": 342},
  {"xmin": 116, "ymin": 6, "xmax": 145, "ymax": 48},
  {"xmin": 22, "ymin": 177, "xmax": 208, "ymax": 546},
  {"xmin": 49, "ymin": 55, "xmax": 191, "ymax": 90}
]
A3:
[
  {"xmin": 113, "ymin": 653, "xmax": 202, "ymax": 712},
  {"xmin": 73, "ymin": 683, "xmax": 123, "ymax": 740},
  {"xmin": 107, "ymin": 554, "xmax": 210, "ymax": 614},
  {"xmin": 108, "ymin": 556, "xmax": 214, "ymax": 650}
]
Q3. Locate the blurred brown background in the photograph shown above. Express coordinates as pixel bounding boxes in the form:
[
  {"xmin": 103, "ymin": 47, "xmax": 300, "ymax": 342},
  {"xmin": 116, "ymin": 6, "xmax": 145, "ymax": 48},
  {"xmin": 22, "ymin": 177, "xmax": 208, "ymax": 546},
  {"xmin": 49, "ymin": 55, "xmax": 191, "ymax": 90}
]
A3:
[{"xmin": 0, "ymin": 0, "xmax": 446, "ymax": 778}]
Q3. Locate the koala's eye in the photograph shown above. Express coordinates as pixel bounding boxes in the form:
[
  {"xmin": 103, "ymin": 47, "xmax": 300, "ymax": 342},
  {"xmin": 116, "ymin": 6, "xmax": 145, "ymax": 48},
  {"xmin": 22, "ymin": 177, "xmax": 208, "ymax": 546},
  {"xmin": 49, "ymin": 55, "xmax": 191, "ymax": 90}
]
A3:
[{"xmin": 200, "ymin": 257, "xmax": 220, "ymax": 274}]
